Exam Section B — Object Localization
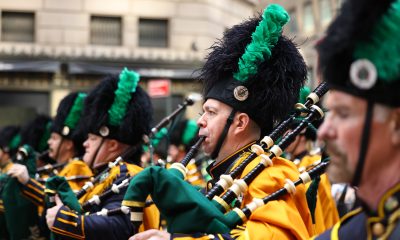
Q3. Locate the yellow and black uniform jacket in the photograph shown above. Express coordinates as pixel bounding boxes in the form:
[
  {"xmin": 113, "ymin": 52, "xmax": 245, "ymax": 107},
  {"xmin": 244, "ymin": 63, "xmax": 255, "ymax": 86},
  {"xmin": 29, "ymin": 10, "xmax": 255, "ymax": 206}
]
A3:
[
  {"xmin": 51, "ymin": 161, "xmax": 160, "ymax": 240},
  {"xmin": 171, "ymin": 142, "xmax": 314, "ymax": 240},
  {"xmin": 312, "ymin": 183, "xmax": 400, "ymax": 240},
  {"xmin": 20, "ymin": 158, "xmax": 93, "ymax": 207}
]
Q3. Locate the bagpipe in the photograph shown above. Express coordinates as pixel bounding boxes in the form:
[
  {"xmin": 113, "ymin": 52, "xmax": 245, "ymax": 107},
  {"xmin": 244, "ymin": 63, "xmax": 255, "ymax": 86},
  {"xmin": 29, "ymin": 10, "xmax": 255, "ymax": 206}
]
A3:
[
  {"xmin": 36, "ymin": 162, "xmax": 65, "ymax": 173},
  {"xmin": 81, "ymin": 136, "xmax": 205, "ymax": 214},
  {"xmin": 35, "ymin": 150, "xmax": 72, "ymax": 182},
  {"xmin": 75, "ymin": 153, "xmax": 124, "ymax": 199},
  {"xmin": 44, "ymin": 146, "xmax": 137, "ymax": 210},
  {"xmin": 205, "ymin": 82, "xmax": 328, "ymax": 201},
  {"xmin": 101, "ymin": 83, "xmax": 329, "ymax": 234},
  {"xmin": 150, "ymin": 96, "xmax": 195, "ymax": 138},
  {"xmin": 36, "ymin": 162, "xmax": 66, "ymax": 176}
]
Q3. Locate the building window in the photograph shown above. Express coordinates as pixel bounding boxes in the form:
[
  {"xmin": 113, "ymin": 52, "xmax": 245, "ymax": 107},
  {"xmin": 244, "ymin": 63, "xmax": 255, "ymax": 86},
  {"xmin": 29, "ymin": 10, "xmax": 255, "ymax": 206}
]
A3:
[
  {"xmin": 303, "ymin": 2, "xmax": 315, "ymax": 33},
  {"xmin": 139, "ymin": 19, "xmax": 168, "ymax": 48},
  {"xmin": 320, "ymin": 0, "xmax": 332, "ymax": 26},
  {"xmin": 90, "ymin": 16, "xmax": 122, "ymax": 46},
  {"xmin": 288, "ymin": 8, "xmax": 298, "ymax": 34},
  {"xmin": 1, "ymin": 11, "xmax": 34, "ymax": 42}
]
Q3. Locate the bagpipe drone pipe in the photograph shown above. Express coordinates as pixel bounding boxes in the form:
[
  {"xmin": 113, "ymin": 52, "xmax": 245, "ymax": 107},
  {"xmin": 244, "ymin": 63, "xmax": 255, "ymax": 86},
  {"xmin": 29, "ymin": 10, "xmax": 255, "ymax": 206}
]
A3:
[
  {"xmin": 146, "ymin": 96, "xmax": 196, "ymax": 166},
  {"xmin": 35, "ymin": 150, "xmax": 63, "ymax": 175}
]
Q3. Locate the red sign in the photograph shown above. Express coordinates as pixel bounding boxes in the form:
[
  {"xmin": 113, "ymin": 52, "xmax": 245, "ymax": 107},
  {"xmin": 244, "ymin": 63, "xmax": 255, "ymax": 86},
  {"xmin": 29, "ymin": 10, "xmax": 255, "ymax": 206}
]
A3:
[{"xmin": 148, "ymin": 79, "xmax": 171, "ymax": 98}]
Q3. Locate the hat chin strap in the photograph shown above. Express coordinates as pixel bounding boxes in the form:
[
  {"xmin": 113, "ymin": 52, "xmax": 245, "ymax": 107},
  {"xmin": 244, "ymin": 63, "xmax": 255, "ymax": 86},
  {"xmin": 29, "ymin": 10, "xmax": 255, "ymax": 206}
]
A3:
[
  {"xmin": 53, "ymin": 138, "xmax": 64, "ymax": 164},
  {"xmin": 351, "ymin": 101, "xmax": 373, "ymax": 187},
  {"xmin": 89, "ymin": 138, "xmax": 105, "ymax": 169},
  {"xmin": 210, "ymin": 110, "xmax": 236, "ymax": 160}
]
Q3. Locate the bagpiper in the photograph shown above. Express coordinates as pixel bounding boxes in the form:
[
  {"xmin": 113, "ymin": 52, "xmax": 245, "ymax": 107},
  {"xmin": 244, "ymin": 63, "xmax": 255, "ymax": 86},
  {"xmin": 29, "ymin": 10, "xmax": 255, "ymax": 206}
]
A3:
[{"xmin": 313, "ymin": 0, "xmax": 400, "ymax": 238}]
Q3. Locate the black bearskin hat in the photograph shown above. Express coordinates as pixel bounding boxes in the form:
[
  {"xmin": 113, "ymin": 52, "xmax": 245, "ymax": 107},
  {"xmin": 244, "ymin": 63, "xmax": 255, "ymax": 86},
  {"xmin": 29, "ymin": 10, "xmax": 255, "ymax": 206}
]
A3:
[
  {"xmin": 317, "ymin": 0, "xmax": 400, "ymax": 106},
  {"xmin": 51, "ymin": 92, "xmax": 87, "ymax": 156},
  {"xmin": 20, "ymin": 115, "xmax": 52, "ymax": 153},
  {"xmin": 0, "ymin": 125, "xmax": 20, "ymax": 155},
  {"xmin": 83, "ymin": 68, "xmax": 153, "ymax": 147},
  {"xmin": 169, "ymin": 119, "xmax": 199, "ymax": 152},
  {"xmin": 200, "ymin": 4, "xmax": 307, "ymax": 136}
]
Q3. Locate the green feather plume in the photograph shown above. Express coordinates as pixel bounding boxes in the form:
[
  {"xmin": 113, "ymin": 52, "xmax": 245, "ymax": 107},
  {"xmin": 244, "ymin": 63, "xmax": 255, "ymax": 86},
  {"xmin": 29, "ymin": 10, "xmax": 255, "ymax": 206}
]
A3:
[
  {"xmin": 142, "ymin": 128, "xmax": 168, "ymax": 152},
  {"xmin": 108, "ymin": 68, "xmax": 140, "ymax": 126},
  {"xmin": 182, "ymin": 120, "xmax": 198, "ymax": 145},
  {"xmin": 9, "ymin": 134, "xmax": 21, "ymax": 150},
  {"xmin": 354, "ymin": 0, "xmax": 400, "ymax": 83},
  {"xmin": 64, "ymin": 93, "xmax": 87, "ymax": 130},
  {"xmin": 299, "ymin": 86, "xmax": 311, "ymax": 104},
  {"xmin": 233, "ymin": 4, "xmax": 289, "ymax": 82},
  {"xmin": 38, "ymin": 121, "xmax": 52, "ymax": 152},
  {"xmin": 152, "ymin": 127, "xmax": 168, "ymax": 147}
]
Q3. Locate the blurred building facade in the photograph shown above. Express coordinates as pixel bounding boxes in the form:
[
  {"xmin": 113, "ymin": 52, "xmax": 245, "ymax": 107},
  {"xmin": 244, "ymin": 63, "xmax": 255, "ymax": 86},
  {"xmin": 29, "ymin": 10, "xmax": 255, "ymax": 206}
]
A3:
[
  {"xmin": 257, "ymin": 0, "xmax": 343, "ymax": 88},
  {"xmin": 0, "ymin": 0, "xmax": 256, "ymax": 126}
]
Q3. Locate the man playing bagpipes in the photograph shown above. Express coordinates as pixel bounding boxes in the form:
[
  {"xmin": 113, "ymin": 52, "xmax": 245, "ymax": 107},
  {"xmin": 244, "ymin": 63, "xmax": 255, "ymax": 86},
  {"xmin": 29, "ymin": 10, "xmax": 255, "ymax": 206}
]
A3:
[
  {"xmin": 312, "ymin": 0, "xmax": 400, "ymax": 239},
  {"xmin": 8, "ymin": 92, "xmax": 93, "ymax": 205},
  {"xmin": 12, "ymin": 114, "xmax": 53, "ymax": 238},
  {"xmin": 284, "ymin": 87, "xmax": 339, "ymax": 235},
  {"xmin": 129, "ymin": 4, "xmax": 315, "ymax": 240},
  {"xmin": 45, "ymin": 68, "xmax": 160, "ymax": 239}
]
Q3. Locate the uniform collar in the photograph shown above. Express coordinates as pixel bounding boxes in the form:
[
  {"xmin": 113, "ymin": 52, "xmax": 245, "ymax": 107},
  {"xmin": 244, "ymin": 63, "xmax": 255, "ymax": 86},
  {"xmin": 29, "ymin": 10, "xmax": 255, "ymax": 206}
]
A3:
[
  {"xmin": 363, "ymin": 183, "xmax": 400, "ymax": 217},
  {"xmin": 361, "ymin": 183, "xmax": 400, "ymax": 239},
  {"xmin": 206, "ymin": 141, "xmax": 254, "ymax": 180}
]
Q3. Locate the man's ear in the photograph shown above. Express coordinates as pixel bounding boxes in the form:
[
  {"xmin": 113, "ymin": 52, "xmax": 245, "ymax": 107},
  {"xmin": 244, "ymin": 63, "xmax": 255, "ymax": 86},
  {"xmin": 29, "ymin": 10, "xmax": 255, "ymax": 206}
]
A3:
[
  {"xmin": 234, "ymin": 112, "xmax": 250, "ymax": 134},
  {"xmin": 106, "ymin": 139, "xmax": 120, "ymax": 152},
  {"xmin": 390, "ymin": 108, "xmax": 400, "ymax": 145},
  {"xmin": 63, "ymin": 139, "xmax": 74, "ymax": 151}
]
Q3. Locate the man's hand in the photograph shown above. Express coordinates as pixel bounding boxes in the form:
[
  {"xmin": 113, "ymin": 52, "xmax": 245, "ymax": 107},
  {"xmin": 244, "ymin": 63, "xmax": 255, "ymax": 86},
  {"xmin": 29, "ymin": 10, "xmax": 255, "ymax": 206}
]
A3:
[
  {"xmin": 129, "ymin": 229, "xmax": 171, "ymax": 240},
  {"xmin": 46, "ymin": 194, "xmax": 63, "ymax": 229},
  {"xmin": 7, "ymin": 163, "xmax": 29, "ymax": 184}
]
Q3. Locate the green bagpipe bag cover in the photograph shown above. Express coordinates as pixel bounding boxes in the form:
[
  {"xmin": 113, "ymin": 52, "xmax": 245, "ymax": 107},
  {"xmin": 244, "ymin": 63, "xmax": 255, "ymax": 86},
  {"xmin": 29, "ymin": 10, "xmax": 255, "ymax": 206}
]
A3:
[
  {"xmin": 0, "ymin": 145, "xmax": 40, "ymax": 240},
  {"xmin": 123, "ymin": 166, "xmax": 233, "ymax": 233},
  {"xmin": 45, "ymin": 176, "xmax": 82, "ymax": 213}
]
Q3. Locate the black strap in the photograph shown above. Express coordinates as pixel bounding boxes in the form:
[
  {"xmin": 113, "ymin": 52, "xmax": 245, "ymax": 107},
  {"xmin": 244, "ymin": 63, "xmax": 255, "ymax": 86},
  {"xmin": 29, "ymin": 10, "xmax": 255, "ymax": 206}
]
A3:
[
  {"xmin": 52, "ymin": 138, "xmax": 64, "ymax": 165},
  {"xmin": 210, "ymin": 110, "xmax": 236, "ymax": 160},
  {"xmin": 352, "ymin": 101, "xmax": 373, "ymax": 187},
  {"xmin": 90, "ymin": 138, "xmax": 105, "ymax": 169}
]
